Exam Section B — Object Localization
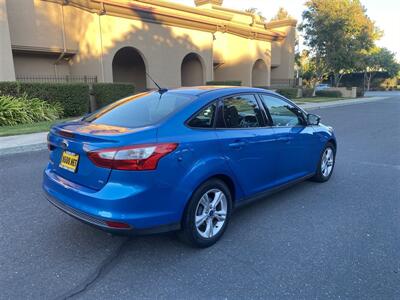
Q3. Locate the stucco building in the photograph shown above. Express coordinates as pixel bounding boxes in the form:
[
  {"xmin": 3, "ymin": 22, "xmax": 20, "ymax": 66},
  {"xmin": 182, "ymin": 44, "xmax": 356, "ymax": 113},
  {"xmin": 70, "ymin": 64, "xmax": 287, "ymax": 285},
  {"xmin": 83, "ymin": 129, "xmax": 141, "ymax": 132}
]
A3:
[{"xmin": 0, "ymin": 0, "xmax": 297, "ymax": 91}]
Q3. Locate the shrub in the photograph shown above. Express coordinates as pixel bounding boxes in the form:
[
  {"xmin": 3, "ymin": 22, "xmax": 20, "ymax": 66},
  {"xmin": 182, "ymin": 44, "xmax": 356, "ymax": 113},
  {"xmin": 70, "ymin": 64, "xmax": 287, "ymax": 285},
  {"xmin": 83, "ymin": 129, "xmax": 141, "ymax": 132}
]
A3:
[
  {"xmin": 0, "ymin": 81, "xmax": 19, "ymax": 96},
  {"xmin": 315, "ymin": 90, "xmax": 342, "ymax": 97},
  {"xmin": 302, "ymin": 88, "xmax": 314, "ymax": 97},
  {"xmin": 0, "ymin": 95, "xmax": 63, "ymax": 126},
  {"xmin": 356, "ymin": 88, "xmax": 364, "ymax": 98},
  {"xmin": 0, "ymin": 82, "xmax": 89, "ymax": 117},
  {"xmin": 206, "ymin": 81, "xmax": 242, "ymax": 86},
  {"xmin": 276, "ymin": 88, "xmax": 299, "ymax": 99},
  {"xmin": 92, "ymin": 83, "xmax": 135, "ymax": 108}
]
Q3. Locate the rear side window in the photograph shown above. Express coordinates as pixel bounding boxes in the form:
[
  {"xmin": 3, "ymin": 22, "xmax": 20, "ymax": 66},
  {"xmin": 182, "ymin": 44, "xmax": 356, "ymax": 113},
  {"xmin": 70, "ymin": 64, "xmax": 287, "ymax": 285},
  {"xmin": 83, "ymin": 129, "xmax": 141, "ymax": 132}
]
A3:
[
  {"xmin": 221, "ymin": 95, "xmax": 263, "ymax": 128},
  {"xmin": 188, "ymin": 104, "xmax": 216, "ymax": 128},
  {"xmin": 83, "ymin": 92, "xmax": 196, "ymax": 128}
]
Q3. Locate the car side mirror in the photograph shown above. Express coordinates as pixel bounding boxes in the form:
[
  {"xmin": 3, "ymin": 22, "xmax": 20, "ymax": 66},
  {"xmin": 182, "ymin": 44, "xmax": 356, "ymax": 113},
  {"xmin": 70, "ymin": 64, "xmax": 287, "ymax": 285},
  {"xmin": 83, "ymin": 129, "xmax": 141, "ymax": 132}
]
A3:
[{"xmin": 307, "ymin": 114, "xmax": 321, "ymax": 125}]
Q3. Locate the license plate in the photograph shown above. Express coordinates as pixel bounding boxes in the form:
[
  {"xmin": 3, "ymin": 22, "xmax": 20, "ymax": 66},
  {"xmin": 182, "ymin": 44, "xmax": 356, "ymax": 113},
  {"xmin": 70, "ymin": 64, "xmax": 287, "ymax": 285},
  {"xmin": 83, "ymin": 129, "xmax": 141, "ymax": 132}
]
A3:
[{"xmin": 59, "ymin": 151, "xmax": 79, "ymax": 173}]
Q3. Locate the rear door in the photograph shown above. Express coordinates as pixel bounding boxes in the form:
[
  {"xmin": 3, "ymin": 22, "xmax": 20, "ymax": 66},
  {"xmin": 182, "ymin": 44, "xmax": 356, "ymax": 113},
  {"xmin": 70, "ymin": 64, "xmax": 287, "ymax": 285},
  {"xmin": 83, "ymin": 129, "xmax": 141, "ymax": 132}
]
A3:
[{"xmin": 215, "ymin": 94, "xmax": 278, "ymax": 196}]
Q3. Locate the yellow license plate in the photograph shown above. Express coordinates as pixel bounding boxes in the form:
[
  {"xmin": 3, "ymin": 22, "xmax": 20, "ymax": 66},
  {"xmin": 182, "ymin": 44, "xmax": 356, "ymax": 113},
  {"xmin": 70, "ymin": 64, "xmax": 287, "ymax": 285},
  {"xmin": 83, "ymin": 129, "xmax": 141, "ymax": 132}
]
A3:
[{"xmin": 59, "ymin": 151, "xmax": 79, "ymax": 173}]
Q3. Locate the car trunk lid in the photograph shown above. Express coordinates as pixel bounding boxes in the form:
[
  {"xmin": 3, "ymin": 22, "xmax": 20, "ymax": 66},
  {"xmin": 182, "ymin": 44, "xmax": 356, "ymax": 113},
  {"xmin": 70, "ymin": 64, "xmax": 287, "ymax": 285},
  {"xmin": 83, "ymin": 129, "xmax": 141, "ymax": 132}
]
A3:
[{"xmin": 48, "ymin": 121, "xmax": 157, "ymax": 190}]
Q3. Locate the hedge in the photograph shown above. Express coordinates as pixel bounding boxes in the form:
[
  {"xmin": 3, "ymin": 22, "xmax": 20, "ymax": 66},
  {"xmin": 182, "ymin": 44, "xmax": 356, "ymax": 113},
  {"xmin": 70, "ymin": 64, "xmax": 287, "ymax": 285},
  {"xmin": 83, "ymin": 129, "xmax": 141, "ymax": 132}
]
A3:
[
  {"xmin": 276, "ymin": 88, "xmax": 298, "ymax": 99},
  {"xmin": 302, "ymin": 88, "xmax": 314, "ymax": 97},
  {"xmin": 0, "ymin": 82, "xmax": 89, "ymax": 117},
  {"xmin": 315, "ymin": 90, "xmax": 342, "ymax": 97},
  {"xmin": 0, "ymin": 82, "xmax": 137, "ymax": 117},
  {"xmin": 206, "ymin": 80, "xmax": 242, "ymax": 86},
  {"xmin": 92, "ymin": 83, "xmax": 135, "ymax": 108}
]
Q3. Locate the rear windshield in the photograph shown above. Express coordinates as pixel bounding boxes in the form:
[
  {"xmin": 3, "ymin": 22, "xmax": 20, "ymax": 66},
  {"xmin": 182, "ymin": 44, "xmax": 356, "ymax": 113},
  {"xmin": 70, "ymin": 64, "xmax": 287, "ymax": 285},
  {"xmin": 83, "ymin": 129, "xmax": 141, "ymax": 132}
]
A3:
[{"xmin": 83, "ymin": 91, "xmax": 196, "ymax": 128}]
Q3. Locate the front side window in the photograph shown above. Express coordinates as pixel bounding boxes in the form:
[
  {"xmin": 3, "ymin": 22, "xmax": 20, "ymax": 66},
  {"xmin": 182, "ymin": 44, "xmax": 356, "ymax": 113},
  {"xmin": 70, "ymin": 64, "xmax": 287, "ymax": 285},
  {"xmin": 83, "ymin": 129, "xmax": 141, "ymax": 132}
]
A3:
[
  {"xmin": 260, "ymin": 95, "xmax": 303, "ymax": 127},
  {"xmin": 83, "ymin": 92, "xmax": 196, "ymax": 128},
  {"xmin": 221, "ymin": 95, "xmax": 263, "ymax": 128},
  {"xmin": 188, "ymin": 103, "xmax": 216, "ymax": 128}
]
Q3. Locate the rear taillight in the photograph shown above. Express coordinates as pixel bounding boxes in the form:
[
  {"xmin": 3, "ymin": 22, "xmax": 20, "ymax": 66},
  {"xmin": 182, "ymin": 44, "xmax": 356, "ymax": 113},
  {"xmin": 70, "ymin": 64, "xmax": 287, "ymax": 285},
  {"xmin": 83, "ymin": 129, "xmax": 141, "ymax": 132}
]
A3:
[{"xmin": 87, "ymin": 143, "xmax": 178, "ymax": 171}]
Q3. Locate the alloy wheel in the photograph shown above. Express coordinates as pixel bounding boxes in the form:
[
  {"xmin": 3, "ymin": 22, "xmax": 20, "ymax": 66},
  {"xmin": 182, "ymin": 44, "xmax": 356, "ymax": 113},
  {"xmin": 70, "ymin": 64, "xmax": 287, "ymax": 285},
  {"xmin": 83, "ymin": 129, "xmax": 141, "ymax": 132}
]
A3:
[
  {"xmin": 321, "ymin": 147, "xmax": 334, "ymax": 177},
  {"xmin": 195, "ymin": 189, "xmax": 228, "ymax": 239}
]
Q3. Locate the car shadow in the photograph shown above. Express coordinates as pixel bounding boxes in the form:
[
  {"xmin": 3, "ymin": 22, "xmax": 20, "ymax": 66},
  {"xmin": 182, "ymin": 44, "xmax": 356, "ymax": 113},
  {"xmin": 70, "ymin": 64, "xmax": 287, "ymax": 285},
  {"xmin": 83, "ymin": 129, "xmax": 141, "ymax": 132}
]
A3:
[{"xmin": 48, "ymin": 177, "xmax": 320, "ymax": 249}]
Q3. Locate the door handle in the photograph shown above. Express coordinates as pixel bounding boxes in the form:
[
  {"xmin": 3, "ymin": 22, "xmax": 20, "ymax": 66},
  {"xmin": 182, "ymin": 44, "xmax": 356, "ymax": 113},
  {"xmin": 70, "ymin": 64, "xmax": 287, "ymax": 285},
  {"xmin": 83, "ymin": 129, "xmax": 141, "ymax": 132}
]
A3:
[
  {"xmin": 277, "ymin": 136, "xmax": 292, "ymax": 143},
  {"xmin": 228, "ymin": 141, "xmax": 246, "ymax": 149}
]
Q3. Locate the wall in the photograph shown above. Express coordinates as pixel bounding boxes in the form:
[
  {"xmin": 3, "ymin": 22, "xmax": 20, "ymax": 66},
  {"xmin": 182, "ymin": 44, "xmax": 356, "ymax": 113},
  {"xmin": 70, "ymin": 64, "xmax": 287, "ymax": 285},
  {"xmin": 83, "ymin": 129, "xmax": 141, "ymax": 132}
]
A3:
[
  {"xmin": 13, "ymin": 53, "xmax": 70, "ymax": 77},
  {"xmin": 2, "ymin": 0, "xmax": 295, "ymax": 87},
  {"xmin": 270, "ymin": 25, "xmax": 296, "ymax": 80},
  {"xmin": 213, "ymin": 32, "xmax": 271, "ymax": 86},
  {"xmin": 6, "ymin": 0, "xmax": 76, "ymax": 51},
  {"xmin": 63, "ymin": 7, "xmax": 214, "ymax": 88},
  {"xmin": 63, "ymin": 6, "xmax": 103, "ymax": 80},
  {"xmin": 325, "ymin": 87, "xmax": 357, "ymax": 98},
  {"xmin": 0, "ymin": 0, "xmax": 15, "ymax": 81},
  {"xmin": 270, "ymin": 41, "xmax": 281, "ymax": 67},
  {"xmin": 98, "ymin": 14, "xmax": 213, "ymax": 88}
]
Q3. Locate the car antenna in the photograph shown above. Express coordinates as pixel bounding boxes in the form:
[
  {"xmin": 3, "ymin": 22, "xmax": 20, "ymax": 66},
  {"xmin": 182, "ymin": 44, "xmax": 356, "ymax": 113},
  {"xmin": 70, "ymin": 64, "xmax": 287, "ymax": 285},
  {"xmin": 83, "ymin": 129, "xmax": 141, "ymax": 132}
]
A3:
[{"xmin": 146, "ymin": 72, "xmax": 168, "ymax": 94}]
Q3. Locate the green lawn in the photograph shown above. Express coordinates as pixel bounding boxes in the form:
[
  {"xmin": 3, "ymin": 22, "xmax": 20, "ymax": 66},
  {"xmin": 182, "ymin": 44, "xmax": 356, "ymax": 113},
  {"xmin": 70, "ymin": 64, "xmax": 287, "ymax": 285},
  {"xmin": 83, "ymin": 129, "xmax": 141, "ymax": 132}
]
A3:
[
  {"xmin": 0, "ymin": 118, "xmax": 76, "ymax": 137},
  {"xmin": 294, "ymin": 97, "xmax": 349, "ymax": 103}
]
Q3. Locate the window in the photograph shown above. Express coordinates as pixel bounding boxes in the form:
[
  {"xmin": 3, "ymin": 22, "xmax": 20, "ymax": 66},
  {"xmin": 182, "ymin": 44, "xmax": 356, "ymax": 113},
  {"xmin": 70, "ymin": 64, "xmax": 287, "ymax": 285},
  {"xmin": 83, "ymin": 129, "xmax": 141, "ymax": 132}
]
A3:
[
  {"xmin": 83, "ymin": 92, "xmax": 196, "ymax": 128},
  {"xmin": 188, "ymin": 104, "xmax": 216, "ymax": 128},
  {"xmin": 221, "ymin": 95, "xmax": 263, "ymax": 128},
  {"xmin": 260, "ymin": 95, "xmax": 303, "ymax": 127}
]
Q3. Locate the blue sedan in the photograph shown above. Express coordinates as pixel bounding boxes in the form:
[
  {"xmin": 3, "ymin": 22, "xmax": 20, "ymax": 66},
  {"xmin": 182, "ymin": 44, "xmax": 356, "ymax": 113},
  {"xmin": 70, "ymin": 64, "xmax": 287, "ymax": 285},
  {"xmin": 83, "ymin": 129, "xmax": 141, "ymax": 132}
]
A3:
[{"xmin": 43, "ymin": 86, "xmax": 336, "ymax": 247}]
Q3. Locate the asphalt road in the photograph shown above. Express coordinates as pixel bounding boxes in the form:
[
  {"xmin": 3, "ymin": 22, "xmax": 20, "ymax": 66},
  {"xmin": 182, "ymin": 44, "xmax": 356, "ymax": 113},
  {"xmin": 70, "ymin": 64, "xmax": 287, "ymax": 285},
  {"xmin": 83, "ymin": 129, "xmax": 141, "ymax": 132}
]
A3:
[{"xmin": 1, "ymin": 94, "xmax": 399, "ymax": 299}]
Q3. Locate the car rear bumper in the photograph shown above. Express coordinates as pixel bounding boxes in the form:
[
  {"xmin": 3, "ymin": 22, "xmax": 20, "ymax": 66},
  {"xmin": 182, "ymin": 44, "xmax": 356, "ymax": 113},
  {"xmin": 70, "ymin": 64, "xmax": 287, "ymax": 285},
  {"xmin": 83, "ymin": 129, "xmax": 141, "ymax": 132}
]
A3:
[
  {"xmin": 42, "ymin": 167, "xmax": 181, "ymax": 234},
  {"xmin": 45, "ymin": 192, "xmax": 129, "ymax": 233},
  {"xmin": 45, "ymin": 192, "xmax": 180, "ymax": 235}
]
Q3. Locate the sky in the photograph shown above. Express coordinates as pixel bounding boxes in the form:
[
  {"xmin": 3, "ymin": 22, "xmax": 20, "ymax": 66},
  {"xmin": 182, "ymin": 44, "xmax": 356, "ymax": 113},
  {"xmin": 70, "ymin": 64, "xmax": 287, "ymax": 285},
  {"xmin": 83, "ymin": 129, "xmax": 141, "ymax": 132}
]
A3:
[{"xmin": 170, "ymin": 0, "xmax": 400, "ymax": 61}]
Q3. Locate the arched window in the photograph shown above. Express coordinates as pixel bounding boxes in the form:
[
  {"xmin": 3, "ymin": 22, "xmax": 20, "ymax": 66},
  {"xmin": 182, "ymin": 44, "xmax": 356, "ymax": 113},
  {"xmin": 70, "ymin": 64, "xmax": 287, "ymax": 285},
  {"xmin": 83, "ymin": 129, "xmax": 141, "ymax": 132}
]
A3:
[
  {"xmin": 181, "ymin": 53, "xmax": 204, "ymax": 86},
  {"xmin": 252, "ymin": 59, "xmax": 268, "ymax": 87},
  {"xmin": 112, "ymin": 47, "xmax": 147, "ymax": 92}
]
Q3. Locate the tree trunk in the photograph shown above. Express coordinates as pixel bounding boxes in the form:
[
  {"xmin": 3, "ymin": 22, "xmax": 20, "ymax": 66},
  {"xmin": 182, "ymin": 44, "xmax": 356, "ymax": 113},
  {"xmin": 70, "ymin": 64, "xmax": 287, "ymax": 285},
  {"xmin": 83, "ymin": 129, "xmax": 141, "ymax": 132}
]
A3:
[
  {"xmin": 333, "ymin": 73, "xmax": 339, "ymax": 87},
  {"xmin": 311, "ymin": 80, "xmax": 318, "ymax": 97},
  {"xmin": 363, "ymin": 72, "xmax": 367, "ymax": 91},
  {"xmin": 336, "ymin": 73, "xmax": 344, "ymax": 87},
  {"xmin": 366, "ymin": 72, "xmax": 374, "ymax": 91}
]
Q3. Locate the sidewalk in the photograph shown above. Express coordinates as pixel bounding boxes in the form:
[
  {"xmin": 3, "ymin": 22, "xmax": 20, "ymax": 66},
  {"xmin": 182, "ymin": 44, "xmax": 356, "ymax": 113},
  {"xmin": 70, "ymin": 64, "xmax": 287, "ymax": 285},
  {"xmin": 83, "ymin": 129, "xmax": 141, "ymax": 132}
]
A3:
[
  {"xmin": 299, "ymin": 96, "xmax": 388, "ymax": 110},
  {"xmin": 0, "ymin": 132, "xmax": 48, "ymax": 156},
  {"xmin": 0, "ymin": 95, "xmax": 389, "ymax": 156}
]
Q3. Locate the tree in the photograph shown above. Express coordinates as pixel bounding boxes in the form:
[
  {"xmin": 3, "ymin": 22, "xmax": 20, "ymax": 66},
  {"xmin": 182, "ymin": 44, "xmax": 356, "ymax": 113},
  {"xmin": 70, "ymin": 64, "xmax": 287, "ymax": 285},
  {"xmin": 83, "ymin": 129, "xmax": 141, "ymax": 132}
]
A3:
[
  {"xmin": 296, "ymin": 50, "xmax": 328, "ymax": 91},
  {"xmin": 360, "ymin": 47, "xmax": 400, "ymax": 90},
  {"xmin": 299, "ymin": 0, "xmax": 381, "ymax": 87},
  {"xmin": 271, "ymin": 7, "xmax": 294, "ymax": 21}
]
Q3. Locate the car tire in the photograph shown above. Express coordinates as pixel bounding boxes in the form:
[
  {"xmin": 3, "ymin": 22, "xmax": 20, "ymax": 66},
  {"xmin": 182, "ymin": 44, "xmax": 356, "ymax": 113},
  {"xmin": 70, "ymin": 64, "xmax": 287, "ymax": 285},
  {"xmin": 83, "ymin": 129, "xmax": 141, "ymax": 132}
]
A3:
[
  {"xmin": 179, "ymin": 179, "xmax": 232, "ymax": 248},
  {"xmin": 312, "ymin": 142, "xmax": 336, "ymax": 182}
]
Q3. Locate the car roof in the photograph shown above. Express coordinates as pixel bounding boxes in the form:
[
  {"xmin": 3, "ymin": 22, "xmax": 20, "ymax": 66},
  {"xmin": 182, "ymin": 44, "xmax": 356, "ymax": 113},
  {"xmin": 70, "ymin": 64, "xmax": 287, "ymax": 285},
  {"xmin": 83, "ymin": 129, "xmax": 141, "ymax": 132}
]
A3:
[{"xmin": 164, "ymin": 86, "xmax": 280, "ymax": 97}]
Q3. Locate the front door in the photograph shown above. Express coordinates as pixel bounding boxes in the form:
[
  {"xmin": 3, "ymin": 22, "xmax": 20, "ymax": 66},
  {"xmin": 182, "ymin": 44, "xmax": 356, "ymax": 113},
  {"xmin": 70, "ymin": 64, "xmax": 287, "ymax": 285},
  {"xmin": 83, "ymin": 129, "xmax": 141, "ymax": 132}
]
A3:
[{"xmin": 259, "ymin": 94, "xmax": 319, "ymax": 184}]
